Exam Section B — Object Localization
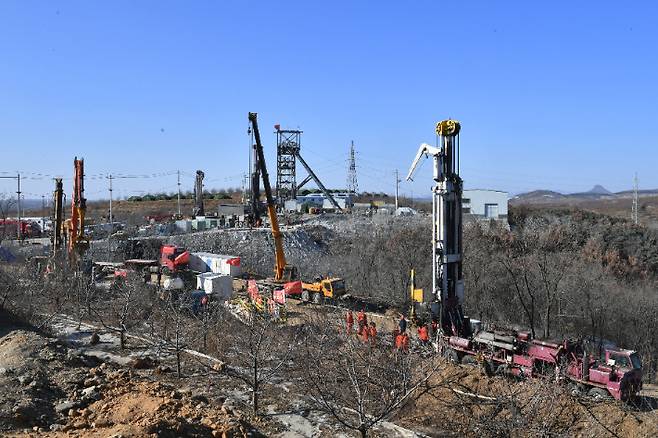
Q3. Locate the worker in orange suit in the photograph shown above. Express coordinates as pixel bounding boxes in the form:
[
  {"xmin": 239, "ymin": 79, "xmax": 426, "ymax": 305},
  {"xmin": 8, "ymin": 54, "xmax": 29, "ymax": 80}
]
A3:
[
  {"xmin": 394, "ymin": 331, "xmax": 404, "ymax": 351},
  {"xmin": 357, "ymin": 309, "xmax": 367, "ymax": 335},
  {"xmin": 418, "ymin": 324, "xmax": 429, "ymax": 344},
  {"xmin": 401, "ymin": 332, "xmax": 410, "ymax": 353},
  {"xmin": 368, "ymin": 322, "xmax": 377, "ymax": 344},
  {"xmin": 360, "ymin": 324, "xmax": 369, "ymax": 343},
  {"xmin": 346, "ymin": 310, "xmax": 354, "ymax": 334}
]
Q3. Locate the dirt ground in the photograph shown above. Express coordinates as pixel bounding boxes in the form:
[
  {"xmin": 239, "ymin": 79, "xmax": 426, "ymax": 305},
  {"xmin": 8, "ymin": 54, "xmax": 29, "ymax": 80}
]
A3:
[
  {"xmin": 0, "ymin": 312, "xmax": 254, "ymax": 438},
  {"xmin": 2, "ymin": 304, "xmax": 656, "ymax": 438},
  {"xmin": 394, "ymin": 365, "xmax": 658, "ymax": 437}
]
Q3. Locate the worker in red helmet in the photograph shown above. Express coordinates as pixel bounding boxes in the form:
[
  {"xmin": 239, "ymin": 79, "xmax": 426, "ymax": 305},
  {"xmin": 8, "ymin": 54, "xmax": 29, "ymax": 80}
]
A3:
[
  {"xmin": 418, "ymin": 324, "xmax": 429, "ymax": 344},
  {"xmin": 357, "ymin": 309, "xmax": 367, "ymax": 336},
  {"xmin": 400, "ymin": 332, "xmax": 410, "ymax": 353},
  {"xmin": 394, "ymin": 330, "xmax": 404, "ymax": 351},
  {"xmin": 368, "ymin": 322, "xmax": 377, "ymax": 345},
  {"xmin": 360, "ymin": 324, "xmax": 369, "ymax": 343},
  {"xmin": 392, "ymin": 328, "xmax": 400, "ymax": 349},
  {"xmin": 346, "ymin": 310, "xmax": 354, "ymax": 334}
]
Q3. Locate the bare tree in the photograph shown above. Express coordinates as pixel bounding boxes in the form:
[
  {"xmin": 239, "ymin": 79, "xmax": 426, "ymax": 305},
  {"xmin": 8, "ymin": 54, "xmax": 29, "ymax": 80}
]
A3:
[
  {"xmin": 222, "ymin": 307, "xmax": 299, "ymax": 415},
  {"xmin": 91, "ymin": 275, "xmax": 152, "ymax": 350},
  {"xmin": 297, "ymin": 313, "xmax": 443, "ymax": 438},
  {"xmin": 0, "ymin": 194, "xmax": 17, "ymax": 242},
  {"xmin": 148, "ymin": 292, "xmax": 200, "ymax": 378}
]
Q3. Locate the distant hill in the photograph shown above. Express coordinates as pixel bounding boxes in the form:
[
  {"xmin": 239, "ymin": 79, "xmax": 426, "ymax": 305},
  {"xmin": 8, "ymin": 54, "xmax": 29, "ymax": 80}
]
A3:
[
  {"xmin": 510, "ymin": 185, "xmax": 658, "ymax": 226},
  {"xmin": 587, "ymin": 185, "xmax": 612, "ymax": 195}
]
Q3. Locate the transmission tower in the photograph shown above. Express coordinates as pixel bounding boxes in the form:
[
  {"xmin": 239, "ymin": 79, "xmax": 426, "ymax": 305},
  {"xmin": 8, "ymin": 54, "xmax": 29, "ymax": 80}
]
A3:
[
  {"xmin": 347, "ymin": 141, "xmax": 359, "ymax": 195},
  {"xmin": 275, "ymin": 126, "xmax": 301, "ymax": 206},
  {"xmin": 632, "ymin": 172, "xmax": 639, "ymax": 225}
]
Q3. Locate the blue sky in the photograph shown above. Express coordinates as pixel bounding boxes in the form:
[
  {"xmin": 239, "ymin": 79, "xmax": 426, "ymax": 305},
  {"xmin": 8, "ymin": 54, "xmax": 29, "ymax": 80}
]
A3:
[{"xmin": 1, "ymin": 1, "xmax": 657, "ymax": 200}]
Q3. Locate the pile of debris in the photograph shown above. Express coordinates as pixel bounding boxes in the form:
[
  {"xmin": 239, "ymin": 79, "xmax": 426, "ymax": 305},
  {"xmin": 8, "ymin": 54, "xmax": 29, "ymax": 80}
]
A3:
[{"xmin": 0, "ymin": 319, "xmax": 253, "ymax": 437}]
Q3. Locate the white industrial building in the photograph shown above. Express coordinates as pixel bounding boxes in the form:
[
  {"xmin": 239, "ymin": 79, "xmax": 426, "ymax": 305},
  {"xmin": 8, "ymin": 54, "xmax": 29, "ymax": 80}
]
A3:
[
  {"xmin": 284, "ymin": 193, "xmax": 353, "ymax": 212},
  {"xmin": 462, "ymin": 189, "xmax": 508, "ymax": 220}
]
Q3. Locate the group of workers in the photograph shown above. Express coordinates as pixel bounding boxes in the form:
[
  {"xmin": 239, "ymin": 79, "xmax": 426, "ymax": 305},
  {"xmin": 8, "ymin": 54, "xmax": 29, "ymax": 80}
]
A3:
[
  {"xmin": 345, "ymin": 309, "xmax": 378, "ymax": 343},
  {"xmin": 345, "ymin": 310, "xmax": 435, "ymax": 352}
]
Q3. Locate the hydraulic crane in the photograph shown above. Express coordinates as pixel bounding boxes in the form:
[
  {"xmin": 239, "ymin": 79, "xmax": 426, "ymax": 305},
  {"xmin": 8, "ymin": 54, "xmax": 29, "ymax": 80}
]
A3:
[
  {"xmin": 249, "ymin": 112, "xmax": 298, "ymax": 282},
  {"xmin": 406, "ymin": 120, "xmax": 467, "ymax": 337}
]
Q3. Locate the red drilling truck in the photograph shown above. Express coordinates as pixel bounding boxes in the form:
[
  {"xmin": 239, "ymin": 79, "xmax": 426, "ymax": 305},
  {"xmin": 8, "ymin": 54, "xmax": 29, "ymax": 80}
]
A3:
[{"xmin": 442, "ymin": 325, "xmax": 643, "ymax": 401}]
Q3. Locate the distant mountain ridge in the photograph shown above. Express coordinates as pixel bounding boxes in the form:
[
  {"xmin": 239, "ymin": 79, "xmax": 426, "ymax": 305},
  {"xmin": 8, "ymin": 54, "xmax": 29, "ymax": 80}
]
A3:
[{"xmin": 512, "ymin": 185, "xmax": 658, "ymax": 204}]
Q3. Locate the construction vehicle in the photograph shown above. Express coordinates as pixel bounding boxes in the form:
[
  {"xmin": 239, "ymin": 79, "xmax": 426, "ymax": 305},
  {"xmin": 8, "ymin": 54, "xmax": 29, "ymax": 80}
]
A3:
[
  {"xmin": 193, "ymin": 170, "xmax": 205, "ymax": 217},
  {"xmin": 249, "ymin": 112, "xmax": 299, "ymax": 283},
  {"xmin": 301, "ymin": 277, "xmax": 346, "ymax": 304},
  {"xmin": 406, "ymin": 120, "xmax": 465, "ymax": 336},
  {"xmin": 249, "ymin": 112, "xmax": 347, "ymax": 304},
  {"xmin": 159, "ymin": 244, "xmax": 190, "ymax": 275},
  {"xmin": 63, "ymin": 158, "xmax": 89, "ymax": 263},
  {"xmin": 406, "ymin": 120, "xmax": 643, "ymax": 400}
]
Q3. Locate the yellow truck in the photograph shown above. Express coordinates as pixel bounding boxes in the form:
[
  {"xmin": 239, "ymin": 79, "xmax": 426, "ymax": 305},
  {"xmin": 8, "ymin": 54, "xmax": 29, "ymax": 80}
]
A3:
[{"xmin": 301, "ymin": 277, "xmax": 346, "ymax": 304}]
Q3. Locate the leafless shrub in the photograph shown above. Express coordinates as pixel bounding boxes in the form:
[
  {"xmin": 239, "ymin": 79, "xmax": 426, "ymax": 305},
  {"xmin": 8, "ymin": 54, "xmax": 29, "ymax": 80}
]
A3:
[
  {"xmin": 296, "ymin": 311, "xmax": 443, "ymax": 438},
  {"xmin": 221, "ymin": 307, "xmax": 300, "ymax": 415}
]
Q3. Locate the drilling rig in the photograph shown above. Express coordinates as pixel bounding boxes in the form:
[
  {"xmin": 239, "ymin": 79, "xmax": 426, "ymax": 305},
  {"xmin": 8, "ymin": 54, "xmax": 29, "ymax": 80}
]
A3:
[
  {"xmin": 193, "ymin": 170, "xmax": 205, "ymax": 217},
  {"xmin": 51, "ymin": 178, "xmax": 64, "ymax": 256},
  {"xmin": 406, "ymin": 120, "xmax": 468, "ymax": 338},
  {"xmin": 63, "ymin": 157, "xmax": 89, "ymax": 264}
]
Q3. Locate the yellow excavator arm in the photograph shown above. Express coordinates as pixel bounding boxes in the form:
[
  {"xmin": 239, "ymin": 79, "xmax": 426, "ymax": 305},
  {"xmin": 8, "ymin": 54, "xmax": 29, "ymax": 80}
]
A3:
[{"xmin": 249, "ymin": 112, "xmax": 296, "ymax": 282}]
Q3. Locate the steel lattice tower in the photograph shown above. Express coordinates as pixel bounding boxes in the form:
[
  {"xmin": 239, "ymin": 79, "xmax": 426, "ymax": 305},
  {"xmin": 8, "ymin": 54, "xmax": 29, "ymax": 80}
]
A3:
[
  {"xmin": 347, "ymin": 141, "xmax": 359, "ymax": 195},
  {"xmin": 276, "ymin": 127, "xmax": 302, "ymax": 206},
  {"xmin": 632, "ymin": 173, "xmax": 639, "ymax": 225}
]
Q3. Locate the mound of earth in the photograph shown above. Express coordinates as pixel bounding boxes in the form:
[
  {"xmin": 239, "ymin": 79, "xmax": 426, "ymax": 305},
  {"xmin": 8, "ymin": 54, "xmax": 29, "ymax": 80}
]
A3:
[
  {"xmin": 395, "ymin": 365, "xmax": 657, "ymax": 437},
  {"xmin": 0, "ymin": 316, "xmax": 254, "ymax": 437}
]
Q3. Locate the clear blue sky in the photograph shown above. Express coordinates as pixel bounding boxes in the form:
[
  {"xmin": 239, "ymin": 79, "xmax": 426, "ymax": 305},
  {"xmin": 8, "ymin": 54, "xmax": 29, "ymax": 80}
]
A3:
[{"xmin": 1, "ymin": 1, "xmax": 657, "ymax": 200}]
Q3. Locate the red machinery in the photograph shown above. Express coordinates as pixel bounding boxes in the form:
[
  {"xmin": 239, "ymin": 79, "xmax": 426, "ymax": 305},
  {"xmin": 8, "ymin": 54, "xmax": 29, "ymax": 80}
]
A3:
[
  {"xmin": 407, "ymin": 121, "xmax": 643, "ymax": 400},
  {"xmin": 160, "ymin": 244, "xmax": 190, "ymax": 275},
  {"xmin": 444, "ymin": 328, "xmax": 643, "ymax": 400}
]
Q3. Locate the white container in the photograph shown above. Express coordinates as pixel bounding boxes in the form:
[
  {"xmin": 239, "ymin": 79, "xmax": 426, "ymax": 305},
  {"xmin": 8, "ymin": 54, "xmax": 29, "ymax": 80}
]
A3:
[
  {"xmin": 196, "ymin": 273, "xmax": 233, "ymax": 300},
  {"xmin": 163, "ymin": 277, "xmax": 184, "ymax": 290},
  {"xmin": 189, "ymin": 252, "xmax": 242, "ymax": 277}
]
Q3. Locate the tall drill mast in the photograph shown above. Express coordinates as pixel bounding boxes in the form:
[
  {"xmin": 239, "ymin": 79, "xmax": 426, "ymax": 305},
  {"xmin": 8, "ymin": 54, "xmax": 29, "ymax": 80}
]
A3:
[
  {"xmin": 193, "ymin": 170, "xmax": 205, "ymax": 217},
  {"xmin": 52, "ymin": 178, "xmax": 64, "ymax": 256},
  {"xmin": 406, "ymin": 120, "xmax": 466, "ymax": 337},
  {"xmin": 66, "ymin": 157, "xmax": 88, "ymax": 263}
]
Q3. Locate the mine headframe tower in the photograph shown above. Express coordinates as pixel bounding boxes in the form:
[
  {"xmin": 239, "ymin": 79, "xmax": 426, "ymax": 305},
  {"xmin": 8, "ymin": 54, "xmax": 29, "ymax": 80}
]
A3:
[
  {"xmin": 406, "ymin": 119, "xmax": 467, "ymax": 338},
  {"xmin": 275, "ymin": 127, "xmax": 301, "ymax": 207}
]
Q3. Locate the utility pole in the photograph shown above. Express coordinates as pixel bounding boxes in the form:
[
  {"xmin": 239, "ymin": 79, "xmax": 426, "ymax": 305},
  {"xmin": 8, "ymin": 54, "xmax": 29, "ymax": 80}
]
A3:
[
  {"xmin": 632, "ymin": 172, "xmax": 639, "ymax": 225},
  {"xmin": 108, "ymin": 174, "xmax": 113, "ymax": 231},
  {"xmin": 394, "ymin": 169, "xmax": 400, "ymax": 210},
  {"xmin": 16, "ymin": 173, "xmax": 21, "ymax": 240},
  {"xmin": 177, "ymin": 170, "xmax": 181, "ymax": 216},
  {"xmin": 41, "ymin": 194, "xmax": 45, "ymax": 232}
]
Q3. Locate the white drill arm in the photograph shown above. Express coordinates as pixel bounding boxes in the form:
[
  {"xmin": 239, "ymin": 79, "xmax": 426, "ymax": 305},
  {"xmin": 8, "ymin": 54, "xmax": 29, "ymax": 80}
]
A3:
[{"xmin": 406, "ymin": 143, "xmax": 441, "ymax": 181}]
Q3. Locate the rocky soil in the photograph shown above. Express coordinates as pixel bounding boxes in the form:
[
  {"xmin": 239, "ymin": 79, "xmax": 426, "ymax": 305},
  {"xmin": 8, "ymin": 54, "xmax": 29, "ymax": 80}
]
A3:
[{"xmin": 0, "ymin": 315, "xmax": 255, "ymax": 437}]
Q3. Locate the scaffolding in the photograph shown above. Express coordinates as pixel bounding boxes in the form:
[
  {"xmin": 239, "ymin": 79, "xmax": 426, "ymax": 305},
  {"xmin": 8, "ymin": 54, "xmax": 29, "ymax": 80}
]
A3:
[{"xmin": 276, "ymin": 128, "xmax": 301, "ymax": 207}]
